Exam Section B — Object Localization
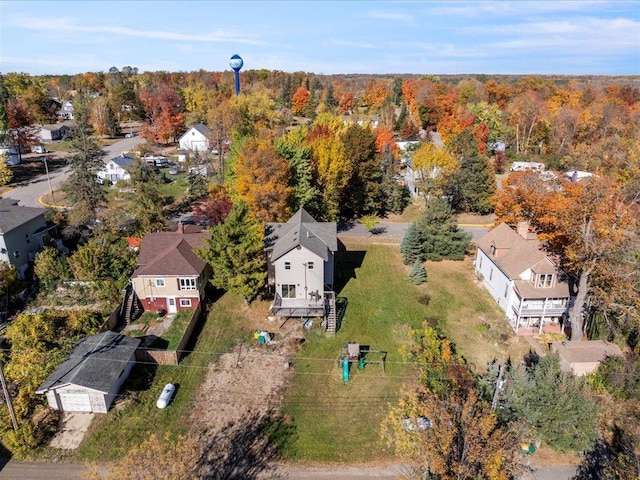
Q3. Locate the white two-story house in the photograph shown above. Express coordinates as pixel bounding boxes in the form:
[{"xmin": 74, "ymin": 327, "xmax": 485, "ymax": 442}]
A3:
[
  {"xmin": 265, "ymin": 208, "xmax": 339, "ymax": 332},
  {"xmin": 475, "ymin": 222, "xmax": 572, "ymax": 334},
  {"xmin": 0, "ymin": 198, "xmax": 60, "ymax": 279}
]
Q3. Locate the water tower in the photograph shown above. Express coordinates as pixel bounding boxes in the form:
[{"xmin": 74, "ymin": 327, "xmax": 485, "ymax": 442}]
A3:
[{"xmin": 229, "ymin": 54, "xmax": 243, "ymax": 96}]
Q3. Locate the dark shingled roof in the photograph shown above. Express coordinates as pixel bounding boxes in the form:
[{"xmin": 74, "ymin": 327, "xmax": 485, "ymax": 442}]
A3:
[
  {"xmin": 132, "ymin": 227, "xmax": 210, "ymax": 277},
  {"xmin": 110, "ymin": 155, "xmax": 135, "ymax": 168},
  {"xmin": 0, "ymin": 198, "xmax": 46, "ymax": 234},
  {"xmin": 266, "ymin": 208, "xmax": 337, "ymax": 262},
  {"xmin": 36, "ymin": 331, "xmax": 140, "ymax": 394}
]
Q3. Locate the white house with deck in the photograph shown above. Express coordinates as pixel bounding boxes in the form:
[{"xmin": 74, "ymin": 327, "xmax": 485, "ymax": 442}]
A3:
[
  {"xmin": 265, "ymin": 208, "xmax": 339, "ymax": 332},
  {"xmin": 475, "ymin": 222, "xmax": 573, "ymax": 334}
]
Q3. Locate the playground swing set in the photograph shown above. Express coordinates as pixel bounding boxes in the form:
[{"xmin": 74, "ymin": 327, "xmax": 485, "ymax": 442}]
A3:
[{"xmin": 339, "ymin": 342, "xmax": 387, "ymax": 382}]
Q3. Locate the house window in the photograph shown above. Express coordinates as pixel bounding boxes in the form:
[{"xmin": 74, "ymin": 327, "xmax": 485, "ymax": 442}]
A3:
[
  {"xmin": 180, "ymin": 299, "xmax": 192, "ymax": 307},
  {"xmin": 155, "ymin": 279, "xmax": 165, "ymax": 287},
  {"xmin": 489, "ymin": 268, "xmax": 493, "ymax": 281},
  {"xmin": 179, "ymin": 277, "xmax": 196, "ymax": 290},
  {"xmin": 282, "ymin": 284, "xmax": 296, "ymax": 298},
  {"xmin": 504, "ymin": 285, "xmax": 508, "ymax": 298},
  {"xmin": 536, "ymin": 274, "xmax": 553, "ymax": 288},
  {"xmin": 25, "ymin": 234, "xmax": 30, "ymax": 244},
  {"xmin": 307, "ymin": 262, "xmax": 314, "ymax": 270},
  {"xmin": 478, "ymin": 256, "xmax": 482, "ymax": 269},
  {"xmin": 284, "ymin": 262, "xmax": 291, "ymax": 270}
]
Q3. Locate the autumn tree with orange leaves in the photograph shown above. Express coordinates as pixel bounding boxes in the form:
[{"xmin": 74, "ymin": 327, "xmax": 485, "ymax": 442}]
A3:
[
  {"xmin": 291, "ymin": 86, "xmax": 311, "ymax": 116},
  {"xmin": 233, "ymin": 138, "xmax": 292, "ymax": 223},
  {"xmin": 382, "ymin": 323, "xmax": 524, "ymax": 480}
]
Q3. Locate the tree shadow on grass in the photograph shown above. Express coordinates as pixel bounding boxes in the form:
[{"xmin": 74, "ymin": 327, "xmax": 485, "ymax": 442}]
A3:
[{"xmin": 197, "ymin": 409, "xmax": 295, "ymax": 479}]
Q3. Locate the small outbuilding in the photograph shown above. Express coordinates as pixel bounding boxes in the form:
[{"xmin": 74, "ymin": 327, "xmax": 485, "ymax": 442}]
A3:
[
  {"xmin": 36, "ymin": 331, "xmax": 140, "ymax": 413},
  {"xmin": 550, "ymin": 340, "xmax": 623, "ymax": 376}
]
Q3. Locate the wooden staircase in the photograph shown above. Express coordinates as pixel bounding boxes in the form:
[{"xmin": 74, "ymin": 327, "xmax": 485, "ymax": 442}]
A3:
[
  {"xmin": 121, "ymin": 285, "xmax": 142, "ymax": 324},
  {"xmin": 324, "ymin": 291, "xmax": 337, "ymax": 334}
]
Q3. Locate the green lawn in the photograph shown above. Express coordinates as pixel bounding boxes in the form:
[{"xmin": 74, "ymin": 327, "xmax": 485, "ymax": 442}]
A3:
[
  {"xmin": 280, "ymin": 242, "xmax": 427, "ymax": 463},
  {"xmin": 75, "ymin": 240, "xmax": 527, "ymax": 464},
  {"xmin": 76, "ymin": 292, "xmax": 254, "ymax": 461},
  {"xmin": 279, "ymin": 240, "xmax": 527, "ymax": 463}
]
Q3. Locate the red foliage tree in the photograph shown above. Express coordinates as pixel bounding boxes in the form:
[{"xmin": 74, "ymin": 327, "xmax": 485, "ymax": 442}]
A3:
[{"xmin": 138, "ymin": 83, "xmax": 184, "ymax": 145}]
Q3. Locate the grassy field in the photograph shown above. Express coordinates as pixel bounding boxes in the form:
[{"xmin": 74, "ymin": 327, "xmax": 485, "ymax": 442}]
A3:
[
  {"xmin": 278, "ymin": 240, "xmax": 529, "ymax": 463},
  {"xmin": 76, "ymin": 292, "xmax": 254, "ymax": 461},
  {"xmin": 74, "ymin": 239, "xmax": 528, "ymax": 464}
]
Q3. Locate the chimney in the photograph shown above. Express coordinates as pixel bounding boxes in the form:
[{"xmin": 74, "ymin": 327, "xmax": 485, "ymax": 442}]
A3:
[
  {"xmin": 177, "ymin": 221, "xmax": 184, "ymax": 234},
  {"xmin": 516, "ymin": 221, "xmax": 529, "ymax": 239}
]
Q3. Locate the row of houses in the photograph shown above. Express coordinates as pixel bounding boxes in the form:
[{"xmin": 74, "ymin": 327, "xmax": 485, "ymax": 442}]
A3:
[
  {"xmin": 28, "ymin": 207, "xmax": 339, "ymax": 413},
  {"xmin": 4, "ymin": 193, "xmax": 620, "ymax": 413}
]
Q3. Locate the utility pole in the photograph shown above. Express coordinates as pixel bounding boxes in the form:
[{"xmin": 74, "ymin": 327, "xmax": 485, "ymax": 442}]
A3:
[
  {"xmin": 491, "ymin": 364, "xmax": 505, "ymax": 411},
  {"xmin": 43, "ymin": 156, "xmax": 54, "ymax": 202},
  {"xmin": 0, "ymin": 363, "xmax": 18, "ymax": 432}
]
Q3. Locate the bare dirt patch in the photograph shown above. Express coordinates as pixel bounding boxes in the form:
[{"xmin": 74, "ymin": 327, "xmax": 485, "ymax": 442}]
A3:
[{"xmin": 189, "ymin": 315, "xmax": 306, "ymax": 477}]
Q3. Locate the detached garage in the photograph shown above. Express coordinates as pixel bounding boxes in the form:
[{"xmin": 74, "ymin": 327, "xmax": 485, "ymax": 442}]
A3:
[{"xmin": 36, "ymin": 331, "xmax": 140, "ymax": 413}]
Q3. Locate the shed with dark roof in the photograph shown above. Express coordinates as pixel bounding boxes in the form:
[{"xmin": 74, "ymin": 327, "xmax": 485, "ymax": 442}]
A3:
[{"xmin": 36, "ymin": 331, "xmax": 140, "ymax": 413}]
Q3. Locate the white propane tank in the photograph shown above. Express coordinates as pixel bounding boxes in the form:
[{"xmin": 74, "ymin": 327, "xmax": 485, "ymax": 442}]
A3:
[{"xmin": 156, "ymin": 383, "xmax": 176, "ymax": 409}]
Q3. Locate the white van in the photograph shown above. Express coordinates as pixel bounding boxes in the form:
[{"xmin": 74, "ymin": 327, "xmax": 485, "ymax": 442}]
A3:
[{"xmin": 31, "ymin": 145, "xmax": 47, "ymax": 154}]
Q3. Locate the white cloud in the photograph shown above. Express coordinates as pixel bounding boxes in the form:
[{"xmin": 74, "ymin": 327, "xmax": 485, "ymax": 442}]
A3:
[
  {"xmin": 328, "ymin": 38, "xmax": 375, "ymax": 49},
  {"xmin": 7, "ymin": 15, "xmax": 270, "ymax": 46},
  {"xmin": 366, "ymin": 9, "xmax": 414, "ymax": 23}
]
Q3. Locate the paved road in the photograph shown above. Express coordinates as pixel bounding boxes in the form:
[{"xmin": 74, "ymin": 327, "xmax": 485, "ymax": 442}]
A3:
[
  {"xmin": 2, "ymin": 136, "xmax": 144, "ymax": 208},
  {"xmin": 338, "ymin": 221, "xmax": 490, "ymax": 242},
  {"xmin": 0, "ymin": 460, "xmax": 578, "ymax": 480}
]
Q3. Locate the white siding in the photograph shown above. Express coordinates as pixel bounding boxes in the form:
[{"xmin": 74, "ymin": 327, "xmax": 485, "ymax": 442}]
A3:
[
  {"xmin": 274, "ymin": 248, "xmax": 325, "ymax": 300},
  {"xmin": 475, "ymin": 249, "xmax": 514, "ymax": 318}
]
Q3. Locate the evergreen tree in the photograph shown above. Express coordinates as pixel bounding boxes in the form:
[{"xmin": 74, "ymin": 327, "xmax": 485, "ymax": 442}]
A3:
[
  {"xmin": 496, "ymin": 354, "xmax": 600, "ymax": 452},
  {"xmin": 187, "ymin": 172, "xmax": 208, "ymax": 201},
  {"xmin": 197, "ymin": 201, "xmax": 266, "ymax": 304},
  {"xmin": 340, "ymin": 123, "xmax": 378, "ymax": 218},
  {"xmin": 446, "ymin": 128, "xmax": 496, "ymax": 214},
  {"xmin": 325, "ymin": 82, "xmax": 337, "ymax": 109},
  {"xmin": 274, "ymin": 134, "xmax": 321, "ymax": 215},
  {"xmin": 126, "ymin": 159, "xmax": 166, "ymax": 234},
  {"xmin": 382, "ymin": 167, "xmax": 410, "ymax": 215},
  {"xmin": 395, "ymin": 104, "xmax": 408, "ymax": 132},
  {"xmin": 407, "ymin": 260, "xmax": 427, "ymax": 285},
  {"xmin": 417, "ymin": 197, "xmax": 472, "ymax": 261},
  {"xmin": 63, "ymin": 93, "xmax": 107, "ymax": 226},
  {"xmin": 400, "ymin": 223, "xmax": 424, "ymax": 265},
  {"xmin": 392, "ymin": 77, "xmax": 403, "ymax": 106}
]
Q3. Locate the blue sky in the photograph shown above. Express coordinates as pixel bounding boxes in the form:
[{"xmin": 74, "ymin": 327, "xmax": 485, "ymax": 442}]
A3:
[{"xmin": 1, "ymin": 1, "xmax": 639, "ymax": 76}]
